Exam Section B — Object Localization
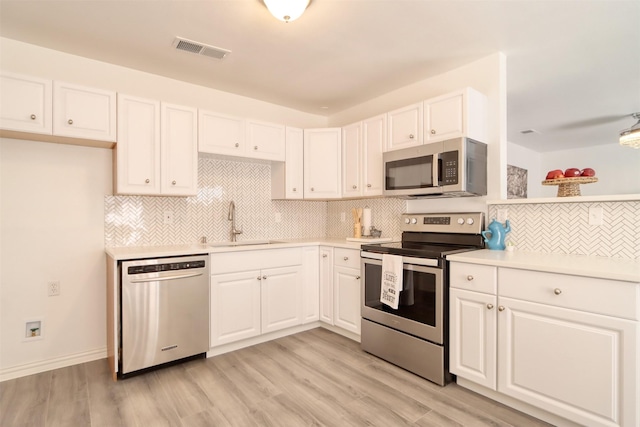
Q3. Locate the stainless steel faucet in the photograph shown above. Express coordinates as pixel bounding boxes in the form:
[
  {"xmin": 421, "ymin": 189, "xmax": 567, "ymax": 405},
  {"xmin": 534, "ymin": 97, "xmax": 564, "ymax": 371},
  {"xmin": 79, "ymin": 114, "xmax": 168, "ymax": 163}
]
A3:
[{"xmin": 228, "ymin": 201, "xmax": 243, "ymax": 242}]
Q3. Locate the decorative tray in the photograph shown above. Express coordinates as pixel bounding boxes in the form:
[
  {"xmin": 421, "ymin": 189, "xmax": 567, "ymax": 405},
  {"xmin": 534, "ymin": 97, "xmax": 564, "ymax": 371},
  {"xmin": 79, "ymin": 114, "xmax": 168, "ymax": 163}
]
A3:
[{"xmin": 541, "ymin": 177, "xmax": 598, "ymax": 197}]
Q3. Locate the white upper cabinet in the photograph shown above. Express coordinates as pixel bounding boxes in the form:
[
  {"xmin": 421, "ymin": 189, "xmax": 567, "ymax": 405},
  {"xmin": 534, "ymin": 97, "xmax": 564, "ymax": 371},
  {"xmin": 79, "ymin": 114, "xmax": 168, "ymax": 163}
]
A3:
[
  {"xmin": 304, "ymin": 128, "xmax": 342, "ymax": 199},
  {"xmin": 245, "ymin": 119, "xmax": 285, "ymax": 161},
  {"xmin": 341, "ymin": 122, "xmax": 362, "ymax": 198},
  {"xmin": 271, "ymin": 126, "xmax": 304, "ymax": 200},
  {"xmin": 362, "ymin": 114, "xmax": 386, "ymax": 196},
  {"xmin": 53, "ymin": 81, "xmax": 116, "ymax": 141},
  {"xmin": 386, "ymin": 102, "xmax": 423, "ymax": 151},
  {"xmin": 198, "ymin": 110, "xmax": 245, "ymax": 156},
  {"xmin": 116, "ymin": 94, "xmax": 161, "ymax": 195},
  {"xmin": 116, "ymin": 96, "xmax": 197, "ymax": 196},
  {"xmin": 160, "ymin": 102, "xmax": 198, "ymax": 196},
  {"xmin": 0, "ymin": 72, "xmax": 52, "ymax": 134},
  {"xmin": 424, "ymin": 87, "xmax": 487, "ymax": 143}
]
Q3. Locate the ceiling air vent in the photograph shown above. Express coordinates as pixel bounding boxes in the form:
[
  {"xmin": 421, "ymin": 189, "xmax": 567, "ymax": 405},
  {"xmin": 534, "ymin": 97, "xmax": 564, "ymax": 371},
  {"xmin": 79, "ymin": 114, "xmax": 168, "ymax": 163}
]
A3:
[{"xmin": 172, "ymin": 37, "xmax": 231, "ymax": 60}]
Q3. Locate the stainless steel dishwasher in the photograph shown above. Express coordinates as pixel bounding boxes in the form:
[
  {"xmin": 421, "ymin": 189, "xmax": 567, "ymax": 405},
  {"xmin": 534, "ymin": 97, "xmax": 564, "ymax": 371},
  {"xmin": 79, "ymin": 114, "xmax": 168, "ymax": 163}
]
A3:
[{"xmin": 120, "ymin": 254, "xmax": 209, "ymax": 375}]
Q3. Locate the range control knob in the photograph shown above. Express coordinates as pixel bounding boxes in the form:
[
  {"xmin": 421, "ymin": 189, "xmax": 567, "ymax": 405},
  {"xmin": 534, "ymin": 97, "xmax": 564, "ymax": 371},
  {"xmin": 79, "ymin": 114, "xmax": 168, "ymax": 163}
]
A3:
[
  {"xmin": 457, "ymin": 218, "xmax": 465, "ymax": 225},
  {"xmin": 404, "ymin": 218, "xmax": 410, "ymax": 224},
  {"xmin": 466, "ymin": 218, "xmax": 475, "ymax": 225},
  {"xmin": 410, "ymin": 218, "xmax": 418, "ymax": 224}
]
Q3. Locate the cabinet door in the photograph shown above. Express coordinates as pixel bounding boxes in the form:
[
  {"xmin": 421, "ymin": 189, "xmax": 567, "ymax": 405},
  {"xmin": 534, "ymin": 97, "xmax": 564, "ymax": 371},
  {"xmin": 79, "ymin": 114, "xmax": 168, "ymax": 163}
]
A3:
[
  {"xmin": 53, "ymin": 81, "xmax": 116, "ymax": 141},
  {"xmin": 386, "ymin": 102, "xmax": 423, "ymax": 151},
  {"xmin": 246, "ymin": 120, "xmax": 285, "ymax": 161},
  {"xmin": 285, "ymin": 127, "xmax": 304, "ymax": 199},
  {"xmin": 0, "ymin": 72, "xmax": 52, "ymax": 134},
  {"xmin": 303, "ymin": 128, "xmax": 341, "ymax": 199},
  {"xmin": 198, "ymin": 110, "xmax": 245, "ymax": 156},
  {"xmin": 302, "ymin": 246, "xmax": 320, "ymax": 324},
  {"xmin": 116, "ymin": 94, "xmax": 161, "ymax": 195},
  {"xmin": 498, "ymin": 297, "xmax": 638, "ymax": 427},
  {"xmin": 362, "ymin": 114, "xmax": 386, "ymax": 196},
  {"xmin": 161, "ymin": 103, "xmax": 198, "ymax": 196},
  {"xmin": 341, "ymin": 122, "xmax": 362, "ymax": 197},
  {"xmin": 424, "ymin": 91, "xmax": 463, "ymax": 143},
  {"xmin": 333, "ymin": 265, "xmax": 361, "ymax": 335},
  {"xmin": 449, "ymin": 288, "xmax": 497, "ymax": 390},
  {"xmin": 319, "ymin": 247, "xmax": 334, "ymax": 324},
  {"xmin": 210, "ymin": 270, "xmax": 261, "ymax": 346},
  {"xmin": 261, "ymin": 266, "xmax": 303, "ymax": 334}
]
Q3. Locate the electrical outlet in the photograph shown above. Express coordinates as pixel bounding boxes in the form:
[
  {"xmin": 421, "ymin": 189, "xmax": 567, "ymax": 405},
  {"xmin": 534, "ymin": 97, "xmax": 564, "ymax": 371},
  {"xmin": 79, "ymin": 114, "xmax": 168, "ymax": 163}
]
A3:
[
  {"xmin": 163, "ymin": 211, "xmax": 174, "ymax": 224},
  {"xmin": 588, "ymin": 206, "xmax": 603, "ymax": 225},
  {"xmin": 340, "ymin": 212, "xmax": 346, "ymax": 222},
  {"xmin": 497, "ymin": 209, "xmax": 509, "ymax": 223},
  {"xmin": 48, "ymin": 281, "xmax": 60, "ymax": 296},
  {"xmin": 274, "ymin": 212, "xmax": 282, "ymax": 223}
]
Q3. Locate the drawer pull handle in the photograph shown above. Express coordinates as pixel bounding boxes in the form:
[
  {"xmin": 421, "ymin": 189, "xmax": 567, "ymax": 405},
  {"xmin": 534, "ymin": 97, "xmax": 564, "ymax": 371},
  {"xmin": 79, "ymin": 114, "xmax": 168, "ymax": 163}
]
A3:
[
  {"xmin": 145, "ymin": 178, "xmax": 150, "ymax": 184},
  {"xmin": 554, "ymin": 288, "xmax": 562, "ymax": 295},
  {"xmin": 172, "ymin": 180, "xmax": 176, "ymax": 185},
  {"xmin": 498, "ymin": 306, "xmax": 505, "ymax": 312},
  {"xmin": 344, "ymin": 257, "xmax": 349, "ymax": 261},
  {"xmin": 68, "ymin": 119, "xmax": 74, "ymax": 125},
  {"xmin": 30, "ymin": 114, "xmax": 37, "ymax": 120},
  {"xmin": 409, "ymin": 134, "xmax": 414, "ymax": 139},
  {"xmin": 431, "ymin": 129, "xmax": 436, "ymax": 134},
  {"xmin": 352, "ymin": 185, "xmax": 357, "ymax": 189},
  {"xmin": 466, "ymin": 275, "xmax": 474, "ymax": 281},
  {"xmin": 235, "ymin": 143, "xmax": 239, "ymax": 148},
  {"xmin": 254, "ymin": 146, "xmax": 258, "ymax": 150},
  {"xmin": 367, "ymin": 184, "xmax": 372, "ymax": 188},
  {"xmin": 322, "ymin": 254, "xmax": 327, "ymax": 258},
  {"xmin": 486, "ymin": 303, "xmax": 494, "ymax": 310}
]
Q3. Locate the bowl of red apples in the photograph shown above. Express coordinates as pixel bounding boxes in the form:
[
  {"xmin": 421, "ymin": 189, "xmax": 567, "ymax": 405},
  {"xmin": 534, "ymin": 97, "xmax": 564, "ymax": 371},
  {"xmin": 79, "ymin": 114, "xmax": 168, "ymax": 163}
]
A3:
[{"xmin": 542, "ymin": 168, "xmax": 598, "ymax": 197}]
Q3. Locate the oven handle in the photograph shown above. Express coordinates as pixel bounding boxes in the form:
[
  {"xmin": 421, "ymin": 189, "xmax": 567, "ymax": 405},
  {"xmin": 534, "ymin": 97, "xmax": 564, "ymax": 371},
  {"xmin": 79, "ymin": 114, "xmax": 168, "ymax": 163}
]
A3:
[{"xmin": 360, "ymin": 251, "xmax": 440, "ymax": 268}]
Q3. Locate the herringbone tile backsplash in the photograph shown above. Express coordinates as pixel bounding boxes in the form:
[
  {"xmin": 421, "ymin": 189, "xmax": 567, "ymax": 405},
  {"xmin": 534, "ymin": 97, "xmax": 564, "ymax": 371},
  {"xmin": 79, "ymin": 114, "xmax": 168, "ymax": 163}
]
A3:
[{"xmin": 488, "ymin": 202, "xmax": 640, "ymax": 259}]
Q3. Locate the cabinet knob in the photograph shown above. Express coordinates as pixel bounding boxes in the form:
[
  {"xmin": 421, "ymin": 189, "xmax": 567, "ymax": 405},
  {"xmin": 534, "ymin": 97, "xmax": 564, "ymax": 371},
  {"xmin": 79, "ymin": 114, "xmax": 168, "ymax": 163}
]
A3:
[
  {"xmin": 409, "ymin": 134, "xmax": 414, "ymax": 139},
  {"xmin": 235, "ymin": 143, "xmax": 239, "ymax": 148},
  {"xmin": 310, "ymin": 187, "xmax": 314, "ymax": 191},
  {"xmin": 292, "ymin": 188, "xmax": 297, "ymax": 192},
  {"xmin": 355, "ymin": 276, "xmax": 361, "ymax": 280},
  {"xmin": 498, "ymin": 306, "xmax": 505, "ymax": 312},
  {"xmin": 466, "ymin": 275, "xmax": 474, "ymax": 281},
  {"xmin": 172, "ymin": 180, "xmax": 176, "ymax": 185},
  {"xmin": 554, "ymin": 288, "xmax": 562, "ymax": 295},
  {"xmin": 254, "ymin": 146, "xmax": 258, "ymax": 150},
  {"xmin": 30, "ymin": 114, "xmax": 36, "ymax": 120},
  {"xmin": 257, "ymin": 276, "xmax": 262, "ymax": 281},
  {"xmin": 344, "ymin": 257, "xmax": 349, "ymax": 261},
  {"xmin": 352, "ymin": 185, "xmax": 357, "ymax": 189},
  {"xmin": 263, "ymin": 275, "xmax": 267, "ymax": 280},
  {"xmin": 145, "ymin": 179, "xmax": 150, "ymax": 184},
  {"xmin": 68, "ymin": 119, "xmax": 74, "ymax": 125},
  {"xmin": 322, "ymin": 254, "xmax": 328, "ymax": 258},
  {"xmin": 430, "ymin": 129, "xmax": 436, "ymax": 134},
  {"xmin": 367, "ymin": 184, "xmax": 372, "ymax": 188},
  {"xmin": 486, "ymin": 303, "xmax": 494, "ymax": 310}
]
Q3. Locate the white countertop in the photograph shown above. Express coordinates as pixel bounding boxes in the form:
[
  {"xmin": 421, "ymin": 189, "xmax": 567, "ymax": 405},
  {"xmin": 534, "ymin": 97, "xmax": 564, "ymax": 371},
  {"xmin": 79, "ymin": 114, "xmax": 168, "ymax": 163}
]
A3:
[
  {"xmin": 105, "ymin": 238, "xmax": 373, "ymax": 261},
  {"xmin": 447, "ymin": 249, "xmax": 640, "ymax": 283}
]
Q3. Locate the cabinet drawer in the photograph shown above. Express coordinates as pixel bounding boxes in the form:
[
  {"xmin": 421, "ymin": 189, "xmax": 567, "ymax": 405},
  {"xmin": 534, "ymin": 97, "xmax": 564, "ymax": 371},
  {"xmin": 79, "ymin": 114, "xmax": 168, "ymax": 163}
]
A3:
[
  {"xmin": 334, "ymin": 248, "xmax": 360, "ymax": 269},
  {"xmin": 210, "ymin": 248, "xmax": 302, "ymax": 274},
  {"xmin": 450, "ymin": 262, "xmax": 497, "ymax": 294},
  {"xmin": 499, "ymin": 268, "xmax": 639, "ymax": 320}
]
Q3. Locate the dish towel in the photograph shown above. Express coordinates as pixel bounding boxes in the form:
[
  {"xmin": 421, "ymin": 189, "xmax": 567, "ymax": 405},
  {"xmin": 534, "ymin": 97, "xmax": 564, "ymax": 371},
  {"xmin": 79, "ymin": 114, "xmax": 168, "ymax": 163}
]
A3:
[{"xmin": 381, "ymin": 254, "xmax": 403, "ymax": 310}]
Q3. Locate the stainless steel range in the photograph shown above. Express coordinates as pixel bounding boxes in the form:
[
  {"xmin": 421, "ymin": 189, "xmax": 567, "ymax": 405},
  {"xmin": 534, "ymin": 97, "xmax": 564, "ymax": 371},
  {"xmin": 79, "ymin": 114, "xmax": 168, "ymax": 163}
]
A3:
[{"xmin": 360, "ymin": 212, "xmax": 485, "ymax": 385}]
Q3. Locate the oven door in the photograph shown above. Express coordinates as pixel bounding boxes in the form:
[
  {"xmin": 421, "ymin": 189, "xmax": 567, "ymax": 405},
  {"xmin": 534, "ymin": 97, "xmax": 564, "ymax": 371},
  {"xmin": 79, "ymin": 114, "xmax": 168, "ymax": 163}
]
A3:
[{"xmin": 361, "ymin": 252, "xmax": 444, "ymax": 344}]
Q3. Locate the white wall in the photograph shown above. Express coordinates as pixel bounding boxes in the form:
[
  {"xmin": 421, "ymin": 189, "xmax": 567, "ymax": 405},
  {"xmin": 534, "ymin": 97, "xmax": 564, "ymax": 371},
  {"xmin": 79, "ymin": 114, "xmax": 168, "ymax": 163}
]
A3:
[
  {"xmin": 328, "ymin": 52, "xmax": 508, "ymax": 214},
  {"xmin": 507, "ymin": 141, "xmax": 543, "ymax": 198},
  {"xmin": 0, "ymin": 139, "xmax": 112, "ymax": 378},
  {"xmin": 539, "ymin": 143, "xmax": 640, "ymax": 197}
]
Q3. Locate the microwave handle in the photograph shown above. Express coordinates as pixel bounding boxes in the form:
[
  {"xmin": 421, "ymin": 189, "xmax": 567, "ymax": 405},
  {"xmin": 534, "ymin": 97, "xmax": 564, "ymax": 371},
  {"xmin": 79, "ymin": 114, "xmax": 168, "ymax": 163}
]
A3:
[{"xmin": 433, "ymin": 153, "xmax": 441, "ymax": 186}]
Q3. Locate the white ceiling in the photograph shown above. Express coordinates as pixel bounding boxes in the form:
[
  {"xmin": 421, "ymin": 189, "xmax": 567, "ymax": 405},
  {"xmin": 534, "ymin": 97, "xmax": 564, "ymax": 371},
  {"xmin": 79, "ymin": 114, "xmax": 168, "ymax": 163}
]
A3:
[{"xmin": 1, "ymin": 0, "xmax": 638, "ymax": 152}]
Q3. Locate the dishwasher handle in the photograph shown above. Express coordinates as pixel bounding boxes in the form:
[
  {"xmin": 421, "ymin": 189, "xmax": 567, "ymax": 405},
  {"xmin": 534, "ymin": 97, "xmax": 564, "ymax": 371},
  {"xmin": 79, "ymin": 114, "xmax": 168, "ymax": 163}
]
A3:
[{"xmin": 129, "ymin": 271, "xmax": 204, "ymax": 283}]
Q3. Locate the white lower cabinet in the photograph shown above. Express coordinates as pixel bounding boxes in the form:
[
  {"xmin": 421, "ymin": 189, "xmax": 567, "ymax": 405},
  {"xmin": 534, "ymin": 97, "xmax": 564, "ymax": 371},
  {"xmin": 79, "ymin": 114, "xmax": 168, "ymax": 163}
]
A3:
[
  {"xmin": 302, "ymin": 246, "xmax": 320, "ymax": 323},
  {"xmin": 449, "ymin": 261, "xmax": 639, "ymax": 427},
  {"xmin": 210, "ymin": 248, "xmax": 305, "ymax": 347},
  {"xmin": 319, "ymin": 246, "xmax": 334, "ymax": 324},
  {"xmin": 333, "ymin": 265, "xmax": 361, "ymax": 334}
]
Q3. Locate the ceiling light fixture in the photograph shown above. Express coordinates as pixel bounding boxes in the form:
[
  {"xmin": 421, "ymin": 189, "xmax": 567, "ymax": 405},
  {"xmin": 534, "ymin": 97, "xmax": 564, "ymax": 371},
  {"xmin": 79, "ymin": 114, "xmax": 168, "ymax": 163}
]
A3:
[
  {"xmin": 264, "ymin": 0, "xmax": 310, "ymax": 23},
  {"xmin": 619, "ymin": 112, "xmax": 640, "ymax": 148}
]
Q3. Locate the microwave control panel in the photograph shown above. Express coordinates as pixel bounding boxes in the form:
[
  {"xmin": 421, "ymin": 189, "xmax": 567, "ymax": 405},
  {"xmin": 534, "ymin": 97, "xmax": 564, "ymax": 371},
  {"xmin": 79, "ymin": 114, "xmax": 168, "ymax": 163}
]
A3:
[{"xmin": 440, "ymin": 150, "xmax": 458, "ymax": 185}]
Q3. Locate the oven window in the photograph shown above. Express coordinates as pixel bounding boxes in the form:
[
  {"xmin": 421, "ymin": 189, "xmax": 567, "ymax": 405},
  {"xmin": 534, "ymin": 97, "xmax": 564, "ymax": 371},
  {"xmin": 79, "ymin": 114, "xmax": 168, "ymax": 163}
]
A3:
[
  {"xmin": 385, "ymin": 155, "xmax": 434, "ymax": 190},
  {"xmin": 364, "ymin": 262, "xmax": 437, "ymax": 327}
]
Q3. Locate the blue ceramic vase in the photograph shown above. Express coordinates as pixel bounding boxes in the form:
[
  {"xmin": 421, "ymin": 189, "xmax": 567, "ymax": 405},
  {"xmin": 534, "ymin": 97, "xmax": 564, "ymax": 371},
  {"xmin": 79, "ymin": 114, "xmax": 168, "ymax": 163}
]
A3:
[{"xmin": 482, "ymin": 219, "xmax": 511, "ymax": 250}]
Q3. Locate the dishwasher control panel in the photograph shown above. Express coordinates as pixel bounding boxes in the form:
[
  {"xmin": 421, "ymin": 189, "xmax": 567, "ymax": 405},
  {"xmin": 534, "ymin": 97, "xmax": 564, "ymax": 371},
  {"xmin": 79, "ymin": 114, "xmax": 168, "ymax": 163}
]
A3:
[{"xmin": 127, "ymin": 260, "xmax": 205, "ymax": 275}]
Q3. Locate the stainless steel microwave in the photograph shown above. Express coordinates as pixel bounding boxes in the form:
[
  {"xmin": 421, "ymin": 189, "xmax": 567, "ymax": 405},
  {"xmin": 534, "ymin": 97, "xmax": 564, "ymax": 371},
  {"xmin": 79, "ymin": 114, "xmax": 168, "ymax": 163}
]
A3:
[{"xmin": 383, "ymin": 137, "xmax": 487, "ymax": 198}]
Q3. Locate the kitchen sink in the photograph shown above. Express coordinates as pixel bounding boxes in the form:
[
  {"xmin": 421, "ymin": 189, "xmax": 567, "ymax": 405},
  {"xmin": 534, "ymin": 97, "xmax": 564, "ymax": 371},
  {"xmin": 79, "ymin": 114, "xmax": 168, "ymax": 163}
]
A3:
[{"xmin": 208, "ymin": 239, "xmax": 282, "ymax": 248}]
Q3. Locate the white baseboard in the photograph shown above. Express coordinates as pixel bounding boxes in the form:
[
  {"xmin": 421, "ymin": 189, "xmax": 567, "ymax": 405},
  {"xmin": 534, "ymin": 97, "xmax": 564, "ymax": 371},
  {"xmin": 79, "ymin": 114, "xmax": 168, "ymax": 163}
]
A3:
[{"xmin": 0, "ymin": 347, "xmax": 107, "ymax": 382}]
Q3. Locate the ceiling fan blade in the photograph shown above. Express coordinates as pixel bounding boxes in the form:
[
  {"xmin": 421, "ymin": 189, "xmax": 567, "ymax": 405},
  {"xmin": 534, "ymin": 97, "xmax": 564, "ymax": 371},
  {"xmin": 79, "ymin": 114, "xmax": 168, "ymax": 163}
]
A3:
[{"xmin": 554, "ymin": 114, "xmax": 631, "ymax": 131}]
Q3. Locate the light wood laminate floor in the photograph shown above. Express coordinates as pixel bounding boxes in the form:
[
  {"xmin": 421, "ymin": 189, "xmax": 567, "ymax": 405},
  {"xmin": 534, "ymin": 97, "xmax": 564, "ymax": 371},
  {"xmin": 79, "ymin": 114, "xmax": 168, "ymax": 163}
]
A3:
[{"xmin": 0, "ymin": 328, "xmax": 552, "ymax": 426}]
